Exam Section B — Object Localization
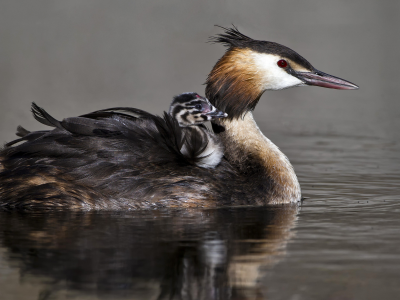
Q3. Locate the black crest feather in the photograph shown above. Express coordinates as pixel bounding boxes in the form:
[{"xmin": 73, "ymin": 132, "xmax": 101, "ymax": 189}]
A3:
[
  {"xmin": 209, "ymin": 25, "xmax": 253, "ymax": 48},
  {"xmin": 209, "ymin": 26, "xmax": 313, "ymax": 69}
]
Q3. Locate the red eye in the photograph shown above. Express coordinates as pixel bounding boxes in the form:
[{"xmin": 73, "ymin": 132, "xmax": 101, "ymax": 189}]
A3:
[{"xmin": 277, "ymin": 59, "xmax": 288, "ymax": 68}]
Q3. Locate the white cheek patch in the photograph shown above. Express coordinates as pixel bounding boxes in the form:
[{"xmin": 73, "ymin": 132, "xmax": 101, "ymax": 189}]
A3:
[{"xmin": 251, "ymin": 53, "xmax": 304, "ymax": 90}]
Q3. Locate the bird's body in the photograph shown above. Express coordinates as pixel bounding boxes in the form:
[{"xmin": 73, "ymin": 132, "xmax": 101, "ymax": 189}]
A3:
[{"xmin": 0, "ymin": 27, "xmax": 358, "ymax": 210}]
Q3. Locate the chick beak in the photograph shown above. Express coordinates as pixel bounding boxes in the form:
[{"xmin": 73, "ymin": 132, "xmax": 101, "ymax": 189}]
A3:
[
  {"xmin": 205, "ymin": 110, "xmax": 228, "ymax": 119},
  {"xmin": 296, "ymin": 70, "xmax": 359, "ymax": 90}
]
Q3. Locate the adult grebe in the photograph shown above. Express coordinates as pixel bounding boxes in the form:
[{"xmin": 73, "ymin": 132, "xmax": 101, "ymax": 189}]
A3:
[{"xmin": 0, "ymin": 27, "xmax": 358, "ymax": 210}]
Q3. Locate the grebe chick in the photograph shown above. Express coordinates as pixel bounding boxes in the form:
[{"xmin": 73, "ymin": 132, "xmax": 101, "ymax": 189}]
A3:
[
  {"xmin": 169, "ymin": 93, "xmax": 227, "ymax": 168},
  {"xmin": 0, "ymin": 27, "xmax": 358, "ymax": 210}
]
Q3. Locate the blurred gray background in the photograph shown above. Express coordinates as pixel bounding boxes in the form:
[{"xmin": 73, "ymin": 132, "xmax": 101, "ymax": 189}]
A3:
[
  {"xmin": 1, "ymin": 2, "xmax": 400, "ymax": 299},
  {"xmin": 0, "ymin": 0, "xmax": 399, "ymax": 143}
]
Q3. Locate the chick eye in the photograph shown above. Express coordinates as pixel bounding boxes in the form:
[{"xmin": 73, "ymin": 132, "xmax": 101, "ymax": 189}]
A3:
[
  {"xmin": 277, "ymin": 59, "xmax": 288, "ymax": 68},
  {"xmin": 195, "ymin": 104, "xmax": 202, "ymax": 110}
]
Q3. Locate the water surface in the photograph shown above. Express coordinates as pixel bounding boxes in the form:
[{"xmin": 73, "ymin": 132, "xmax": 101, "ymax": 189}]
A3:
[{"xmin": 1, "ymin": 132, "xmax": 399, "ymax": 300}]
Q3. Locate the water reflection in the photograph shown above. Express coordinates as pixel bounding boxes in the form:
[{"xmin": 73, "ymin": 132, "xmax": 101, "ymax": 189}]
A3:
[{"xmin": 0, "ymin": 205, "xmax": 299, "ymax": 299}]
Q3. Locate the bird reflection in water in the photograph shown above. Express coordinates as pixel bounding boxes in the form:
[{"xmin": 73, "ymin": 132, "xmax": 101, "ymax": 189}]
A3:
[{"xmin": 0, "ymin": 205, "xmax": 299, "ymax": 300}]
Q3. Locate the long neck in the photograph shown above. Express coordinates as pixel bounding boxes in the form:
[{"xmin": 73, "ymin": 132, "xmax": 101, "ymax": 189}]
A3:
[
  {"xmin": 206, "ymin": 48, "xmax": 301, "ymax": 203},
  {"xmin": 214, "ymin": 112, "xmax": 301, "ymax": 203}
]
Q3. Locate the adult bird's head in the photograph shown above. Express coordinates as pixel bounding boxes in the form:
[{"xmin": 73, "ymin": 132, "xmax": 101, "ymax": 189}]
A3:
[{"xmin": 205, "ymin": 26, "xmax": 358, "ymax": 119}]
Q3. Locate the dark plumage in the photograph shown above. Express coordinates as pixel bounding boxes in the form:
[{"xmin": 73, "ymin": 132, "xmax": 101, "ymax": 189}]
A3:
[
  {"xmin": 0, "ymin": 27, "xmax": 358, "ymax": 210},
  {"xmin": 0, "ymin": 99, "xmax": 249, "ymax": 210}
]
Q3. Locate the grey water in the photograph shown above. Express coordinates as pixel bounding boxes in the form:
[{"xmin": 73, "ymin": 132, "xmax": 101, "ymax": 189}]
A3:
[
  {"xmin": 1, "ymin": 1, "xmax": 400, "ymax": 299},
  {"xmin": 1, "ymin": 133, "xmax": 399, "ymax": 300}
]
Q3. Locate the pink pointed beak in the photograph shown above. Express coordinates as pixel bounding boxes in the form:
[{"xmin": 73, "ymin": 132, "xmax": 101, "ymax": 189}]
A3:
[{"xmin": 297, "ymin": 70, "xmax": 359, "ymax": 90}]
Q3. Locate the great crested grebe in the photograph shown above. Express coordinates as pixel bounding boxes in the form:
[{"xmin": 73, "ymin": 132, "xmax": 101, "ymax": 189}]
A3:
[
  {"xmin": 0, "ymin": 27, "xmax": 358, "ymax": 210},
  {"xmin": 169, "ymin": 92, "xmax": 227, "ymax": 168}
]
